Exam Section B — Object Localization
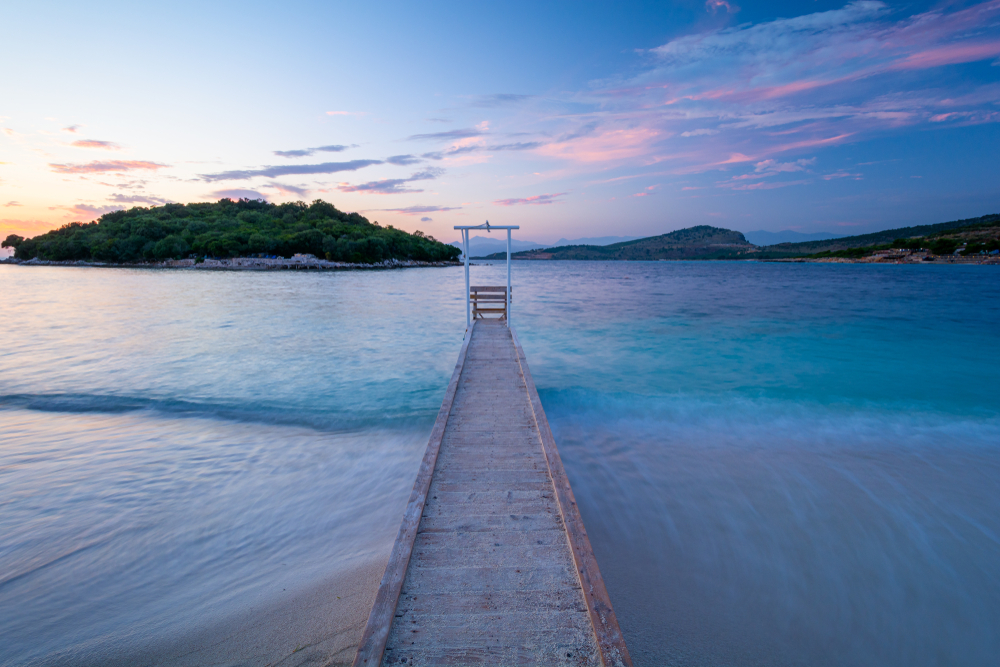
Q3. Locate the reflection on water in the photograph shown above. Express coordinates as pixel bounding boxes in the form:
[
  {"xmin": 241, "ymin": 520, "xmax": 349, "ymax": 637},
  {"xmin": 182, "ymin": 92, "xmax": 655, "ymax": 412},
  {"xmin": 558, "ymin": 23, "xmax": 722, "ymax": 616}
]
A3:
[{"xmin": 1, "ymin": 262, "xmax": 998, "ymax": 666}]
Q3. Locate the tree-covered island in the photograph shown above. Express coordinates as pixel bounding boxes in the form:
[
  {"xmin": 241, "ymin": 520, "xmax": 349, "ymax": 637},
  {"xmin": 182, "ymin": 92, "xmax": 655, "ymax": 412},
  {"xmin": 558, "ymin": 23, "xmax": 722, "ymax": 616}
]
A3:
[{"xmin": 2, "ymin": 198, "xmax": 461, "ymax": 265}]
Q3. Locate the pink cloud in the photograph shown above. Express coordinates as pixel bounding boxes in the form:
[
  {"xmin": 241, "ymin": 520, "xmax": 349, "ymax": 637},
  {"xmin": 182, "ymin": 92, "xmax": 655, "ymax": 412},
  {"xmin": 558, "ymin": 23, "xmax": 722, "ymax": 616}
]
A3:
[
  {"xmin": 57, "ymin": 203, "xmax": 126, "ymax": 220},
  {"xmin": 49, "ymin": 160, "xmax": 169, "ymax": 174},
  {"xmin": 823, "ymin": 172, "xmax": 863, "ymax": 180},
  {"xmin": 774, "ymin": 133, "xmax": 853, "ymax": 153},
  {"xmin": 726, "ymin": 179, "xmax": 810, "ymax": 191},
  {"xmin": 705, "ymin": 0, "xmax": 738, "ymax": 13},
  {"xmin": 536, "ymin": 127, "xmax": 661, "ymax": 163},
  {"xmin": 891, "ymin": 42, "xmax": 1000, "ymax": 71},
  {"xmin": 494, "ymin": 193, "xmax": 567, "ymax": 206},
  {"xmin": 71, "ymin": 139, "xmax": 121, "ymax": 150}
]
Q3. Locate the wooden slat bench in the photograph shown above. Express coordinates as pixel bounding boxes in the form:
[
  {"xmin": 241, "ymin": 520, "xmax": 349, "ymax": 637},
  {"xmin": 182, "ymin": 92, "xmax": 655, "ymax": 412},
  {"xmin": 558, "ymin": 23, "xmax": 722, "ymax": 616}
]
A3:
[{"xmin": 470, "ymin": 285, "xmax": 509, "ymax": 320}]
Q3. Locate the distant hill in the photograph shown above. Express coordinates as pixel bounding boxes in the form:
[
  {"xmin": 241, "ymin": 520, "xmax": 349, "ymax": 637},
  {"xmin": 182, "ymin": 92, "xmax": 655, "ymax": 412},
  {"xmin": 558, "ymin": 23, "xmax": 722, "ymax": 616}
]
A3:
[
  {"xmin": 756, "ymin": 214, "xmax": 1000, "ymax": 257},
  {"xmin": 743, "ymin": 230, "xmax": 842, "ymax": 246},
  {"xmin": 451, "ymin": 234, "xmax": 641, "ymax": 257},
  {"xmin": 552, "ymin": 235, "xmax": 640, "ymax": 246},
  {"xmin": 476, "ymin": 225, "xmax": 752, "ymax": 260},
  {"xmin": 449, "ymin": 236, "xmax": 545, "ymax": 257}
]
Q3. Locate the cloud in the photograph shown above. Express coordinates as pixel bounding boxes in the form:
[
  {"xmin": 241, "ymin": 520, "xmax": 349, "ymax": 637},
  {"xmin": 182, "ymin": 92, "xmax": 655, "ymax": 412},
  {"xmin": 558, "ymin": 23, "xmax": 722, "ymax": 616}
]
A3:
[
  {"xmin": 209, "ymin": 189, "xmax": 268, "ymax": 201},
  {"xmin": 273, "ymin": 144, "xmax": 353, "ymax": 158},
  {"xmin": 386, "ymin": 154, "xmax": 422, "ymax": 165},
  {"xmin": 378, "ymin": 205, "xmax": 461, "ymax": 215},
  {"xmin": 109, "ymin": 193, "xmax": 171, "ymax": 205},
  {"xmin": 823, "ymin": 171, "xmax": 863, "ymax": 180},
  {"xmin": 337, "ymin": 167, "xmax": 444, "ymax": 195},
  {"xmin": 754, "ymin": 157, "xmax": 815, "ymax": 174},
  {"xmin": 406, "ymin": 128, "xmax": 485, "ymax": 141},
  {"xmin": 425, "ymin": 118, "xmax": 452, "ymax": 123},
  {"xmin": 62, "ymin": 125, "xmax": 81, "ymax": 133},
  {"xmin": 265, "ymin": 182, "xmax": 310, "ymax": 196},
  {"xmin": 72, "ymin": 139, "xmax": 121, "ymax": 150},
  {"xmin": 49, "ymin": 160, "xmax": 169, "ymax": 174},
  {"xmin": 64, "ymin": 203, "xmax": 126, "ymax": 219},
  {"xmin": 727, "ymin": 179, "xmax": 810, "ymax": 191},
  {"xmin": 470, "ymin": 93, "xmax": 533, "ymax": 108},
  {"xmin": 494, "ymin": 192, "xmax": 567, "ymax": 206},
  {"xmin": 200, "ymin": 159, "xmax": 381, "ymax": 182},
  {"xmin": 680, "ymin": 128, "xmax": 719, "ymax": 137},
  {"xmin": 421, "ymin": 142, "xmax": 544, "ymax": 160},
  {"xmin": 421, "ymin": 216, "xmax": 432, "ymax": 222},
  {"xmin": 537, "ymin": 127, "xmax": 662, "ymax": 163},
  {"xmin": 6, "ymin": 201, "xmax": 22, "ymax": 207},
  {"xmin": 705, "ymin": 0, "xmax": 738, "ymax": 13}
]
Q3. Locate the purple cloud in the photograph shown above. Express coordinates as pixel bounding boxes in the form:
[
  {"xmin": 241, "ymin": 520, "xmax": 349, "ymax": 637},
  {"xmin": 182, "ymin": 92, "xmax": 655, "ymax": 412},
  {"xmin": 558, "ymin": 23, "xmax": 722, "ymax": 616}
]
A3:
[
  {"xmin": 338, "ymin": 168, "xmax": 443, "ymax": 195},
  {"xmin": 273, "ymin": 145, "xmax": 354, "ymax": 158},
  {"xmin": 406, "ymin": 128, "xmax": 484, "ymax": 141},
  {"xmin": 109, "ymin": 193, "xmax": 171, "ymax": 205},
  {"xmin": 378, "ymin": 205, "xmax": 461, "ymax": 215},
  {"xmin": 50, "ymin": 160, "xmax": 168, "ymax": 174},
  {"xmin": 494, "ymin": 192, "xmax": 567, "ymax": 206},
  {"xmin": 386, "ymin": 154, "xmax": 422, "ymax": 165},
  {"xmin": 209, "ymin": 189, "xmax": 268, "ymax": 201},
  {"xmin": 200, "ymin": 159, "xmax": 381, "ymax": 182}
]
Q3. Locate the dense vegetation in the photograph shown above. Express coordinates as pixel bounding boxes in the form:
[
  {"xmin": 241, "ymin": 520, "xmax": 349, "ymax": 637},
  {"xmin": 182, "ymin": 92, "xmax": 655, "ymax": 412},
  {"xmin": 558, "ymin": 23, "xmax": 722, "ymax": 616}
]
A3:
[
  {"xmin": 2, "ymin": 199, "xmax": 461, "ymax": 264},
  {"xmin": 477, "ymin": 226, "xmax": 752, "ymax": 260},
  {"xmin": 753, "ymin": 214, "xmax": 1000, "ymax": 258}
]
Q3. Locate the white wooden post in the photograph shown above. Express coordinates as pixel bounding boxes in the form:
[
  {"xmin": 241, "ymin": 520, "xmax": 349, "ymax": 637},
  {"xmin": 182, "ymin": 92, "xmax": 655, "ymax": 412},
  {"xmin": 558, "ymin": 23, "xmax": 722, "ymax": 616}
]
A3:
[
  {"xmin": 506, "ymin": 229, "xmax": 511, "ymax": 327},
  {"xmin": 463, "ymin": 229, "xmax": 471, "ymax": 330}
]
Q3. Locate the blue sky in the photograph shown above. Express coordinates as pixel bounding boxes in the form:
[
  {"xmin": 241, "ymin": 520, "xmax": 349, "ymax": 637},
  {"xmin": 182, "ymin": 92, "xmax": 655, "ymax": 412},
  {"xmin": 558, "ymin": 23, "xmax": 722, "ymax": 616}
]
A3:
[{"xmin": 2, "ymin": 0, "xmax": 998, "ymax": 245}]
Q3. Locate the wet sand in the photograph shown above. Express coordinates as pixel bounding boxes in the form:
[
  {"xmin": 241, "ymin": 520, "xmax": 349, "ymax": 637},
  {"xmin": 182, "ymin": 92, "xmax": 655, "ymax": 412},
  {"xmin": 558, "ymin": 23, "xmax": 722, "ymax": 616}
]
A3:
[{"xmin": 66, "ymin": 555, "xmax": 387, "ymax": 667}]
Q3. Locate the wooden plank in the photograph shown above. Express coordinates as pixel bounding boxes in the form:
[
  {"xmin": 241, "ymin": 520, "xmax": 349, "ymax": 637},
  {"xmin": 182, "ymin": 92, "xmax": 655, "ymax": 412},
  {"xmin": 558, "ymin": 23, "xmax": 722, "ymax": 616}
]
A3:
[
  {"xmin": 357, "ymin": 320, "xmax": 628, "ymax": 666},
  {"xmin": 352, "ymin": 320, "xmax": 477, "ymax": 667},
  {"xmin": 469, "ymin": 285, "xmax": 508, "ymax": 292},
  {"xmin": 509, "ymin": 328, "xmax": 633, "ymax": 667}
]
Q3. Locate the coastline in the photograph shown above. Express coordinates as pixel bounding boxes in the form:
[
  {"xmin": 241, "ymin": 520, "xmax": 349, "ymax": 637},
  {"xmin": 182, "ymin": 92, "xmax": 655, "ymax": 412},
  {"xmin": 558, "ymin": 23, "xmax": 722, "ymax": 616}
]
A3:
[
  {"xmin": 51, "ymin": 555, "xmax": 388, "ymax": 667},
  {"xmin": 0, "ymin": 256, "xmax": 460, "ymax": 271},
  {"xmin": 763, "ymin": 254, "xmax": 1000, "ymax": 265}
]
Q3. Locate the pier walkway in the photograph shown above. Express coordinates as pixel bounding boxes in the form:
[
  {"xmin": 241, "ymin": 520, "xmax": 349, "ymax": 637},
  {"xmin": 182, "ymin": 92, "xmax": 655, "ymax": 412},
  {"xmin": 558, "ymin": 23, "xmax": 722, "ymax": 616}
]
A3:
[{"xmin": 354, "ymin": 320, "xmax": 630, "ymax": 667}]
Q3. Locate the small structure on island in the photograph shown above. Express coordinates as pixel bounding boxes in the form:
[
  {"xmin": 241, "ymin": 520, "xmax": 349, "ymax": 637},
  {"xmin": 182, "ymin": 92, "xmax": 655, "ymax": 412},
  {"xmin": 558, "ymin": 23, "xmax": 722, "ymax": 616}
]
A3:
[{"xmin": 353, "ymin": 224, "xmax": 631, "ymax": 667}]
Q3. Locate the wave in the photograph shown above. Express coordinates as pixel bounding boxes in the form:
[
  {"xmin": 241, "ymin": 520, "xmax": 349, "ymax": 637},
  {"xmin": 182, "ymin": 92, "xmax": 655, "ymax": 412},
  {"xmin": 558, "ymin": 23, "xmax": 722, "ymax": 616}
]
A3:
[{"xmin": 0, "ymin": 392, "xmax": 433, "ymax": 434}]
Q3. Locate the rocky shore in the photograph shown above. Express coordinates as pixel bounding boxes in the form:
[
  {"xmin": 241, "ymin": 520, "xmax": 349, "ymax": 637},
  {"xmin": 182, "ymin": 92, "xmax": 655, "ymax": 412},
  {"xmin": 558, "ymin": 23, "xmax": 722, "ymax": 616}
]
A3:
[
  {"xmin": 1, "ymin": 253, "xmax": 460, "ymax": 271},
  {"xmin": 767, "ymin": 250, "xmax": 1000, "ymax": 265}
]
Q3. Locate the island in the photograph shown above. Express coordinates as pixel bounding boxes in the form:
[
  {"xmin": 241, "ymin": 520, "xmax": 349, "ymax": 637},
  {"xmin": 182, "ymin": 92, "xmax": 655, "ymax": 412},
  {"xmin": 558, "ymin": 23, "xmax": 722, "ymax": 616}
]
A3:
[
  {"xmin": 474, "ymin": 215, "xmax": 1000, "ymax": 263},
  {"xmin": 1, "ymin": 198, "xmax": 461, "ymax": 267}
]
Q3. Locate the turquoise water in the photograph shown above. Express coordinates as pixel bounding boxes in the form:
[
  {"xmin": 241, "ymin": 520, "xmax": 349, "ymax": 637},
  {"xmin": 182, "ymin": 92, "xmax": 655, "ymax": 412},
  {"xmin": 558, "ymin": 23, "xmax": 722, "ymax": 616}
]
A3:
[{"xmin": 1, "ymin": 262, "xmax": 998, "ymax": 666}]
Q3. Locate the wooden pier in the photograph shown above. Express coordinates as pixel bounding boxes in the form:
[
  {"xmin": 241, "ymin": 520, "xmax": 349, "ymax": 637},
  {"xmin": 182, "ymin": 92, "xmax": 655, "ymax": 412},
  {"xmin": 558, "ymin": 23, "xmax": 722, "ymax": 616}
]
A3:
[{"xmin": 354, "ymin": 319, "xmax": 631, "ymax": 666}]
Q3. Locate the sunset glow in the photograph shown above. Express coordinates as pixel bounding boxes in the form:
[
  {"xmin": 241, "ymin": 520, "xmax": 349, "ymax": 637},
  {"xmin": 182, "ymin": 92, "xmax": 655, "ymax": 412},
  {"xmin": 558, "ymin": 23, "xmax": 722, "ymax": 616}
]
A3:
[{"xmin": 2, "ymin": 0, "xmax": 998, "ymax": 250}]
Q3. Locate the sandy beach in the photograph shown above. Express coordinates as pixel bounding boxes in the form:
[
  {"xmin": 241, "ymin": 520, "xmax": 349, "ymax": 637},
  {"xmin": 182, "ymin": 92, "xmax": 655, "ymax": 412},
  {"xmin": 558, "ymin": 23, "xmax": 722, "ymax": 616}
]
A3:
[{"xmin": 58, "ymin": 555, "xmax": 388, "ymax": 667}]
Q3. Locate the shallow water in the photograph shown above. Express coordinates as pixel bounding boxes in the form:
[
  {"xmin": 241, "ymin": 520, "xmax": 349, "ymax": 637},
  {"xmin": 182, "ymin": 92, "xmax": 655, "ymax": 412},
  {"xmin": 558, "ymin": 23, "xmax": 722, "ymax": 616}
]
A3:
[{"xmin": 1, "ymin": 262, "xmax": 998, "ymax": 666}]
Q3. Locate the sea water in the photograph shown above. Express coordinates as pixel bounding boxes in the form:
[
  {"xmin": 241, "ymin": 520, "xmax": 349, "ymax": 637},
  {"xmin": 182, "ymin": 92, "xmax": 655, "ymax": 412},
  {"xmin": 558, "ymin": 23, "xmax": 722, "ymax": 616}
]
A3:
[{"xmin": 1, "ymin": 262, "xmax": 998, "ymax": 666}]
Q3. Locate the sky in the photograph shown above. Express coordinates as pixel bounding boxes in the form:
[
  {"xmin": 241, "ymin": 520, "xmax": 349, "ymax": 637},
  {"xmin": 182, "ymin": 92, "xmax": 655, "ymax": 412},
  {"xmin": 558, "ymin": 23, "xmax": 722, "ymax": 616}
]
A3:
[{"xmin": 2, "ymin": 0, "xmax": 999, "ymax": 248}]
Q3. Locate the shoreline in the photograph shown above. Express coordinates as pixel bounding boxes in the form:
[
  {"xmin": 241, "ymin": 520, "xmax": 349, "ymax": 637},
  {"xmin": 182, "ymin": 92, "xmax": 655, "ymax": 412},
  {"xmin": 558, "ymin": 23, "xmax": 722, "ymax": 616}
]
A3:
[
  {"xmin": 0, "ymin": 256, "xmax": 460, "ymax": 271},
  {"xmin": 51, "ymin": 554, "xmax": 388, "ymax": 667}
]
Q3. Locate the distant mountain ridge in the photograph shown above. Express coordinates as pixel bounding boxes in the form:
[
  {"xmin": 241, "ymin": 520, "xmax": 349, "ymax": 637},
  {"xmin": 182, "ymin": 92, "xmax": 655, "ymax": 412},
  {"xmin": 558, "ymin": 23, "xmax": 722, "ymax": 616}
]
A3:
[
  {"xmin": 755, "ymin": 214, "xmax": 1000, "ymax": 256},
  {"xmin": 742, "ymin": 230, "xmax": 842, "ymax": 246},
  {"xmin": 477, "ymin": 226, "xmax": 752, "ymax": 260},
  {"xmin": 473, "ymin": 214, "xmax": 1000, "ymax": 261},
  {"xmin": 451, "ymin": 234, "xmax": 640, "ymax": 257}
]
